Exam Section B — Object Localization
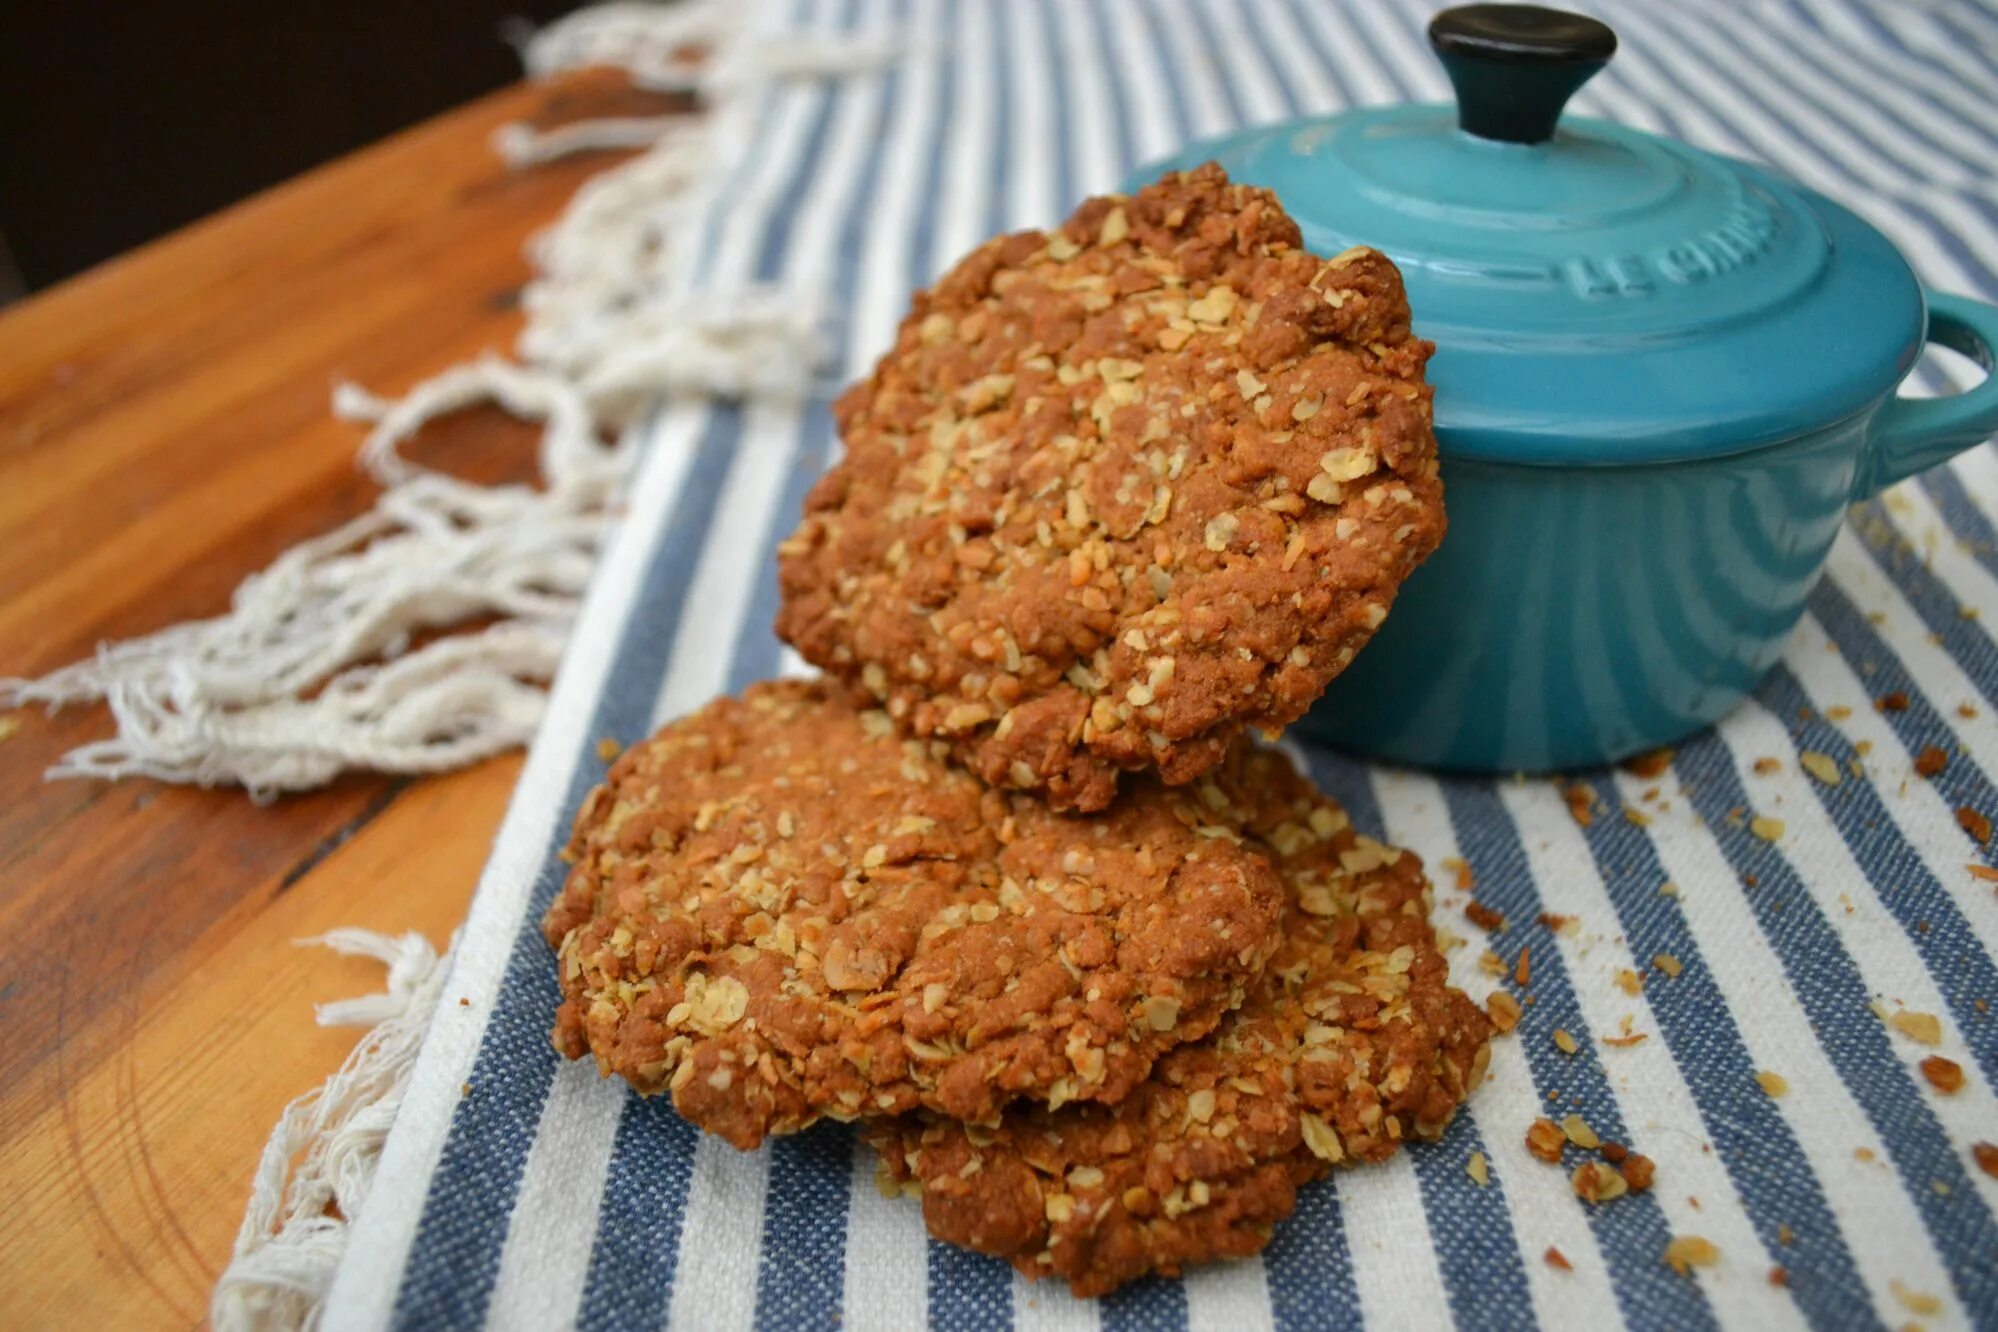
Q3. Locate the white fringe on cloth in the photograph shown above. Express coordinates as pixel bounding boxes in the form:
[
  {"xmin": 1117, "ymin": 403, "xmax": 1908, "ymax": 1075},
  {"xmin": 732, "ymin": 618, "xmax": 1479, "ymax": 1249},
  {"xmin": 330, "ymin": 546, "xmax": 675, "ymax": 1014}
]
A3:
[
  {"xmin": 211, "ymin": 930, "xmax": 449, "ymax": 1332},
  {"xmin": 1, "ymin": 0, "xmax": 890, "ymax": 800}
]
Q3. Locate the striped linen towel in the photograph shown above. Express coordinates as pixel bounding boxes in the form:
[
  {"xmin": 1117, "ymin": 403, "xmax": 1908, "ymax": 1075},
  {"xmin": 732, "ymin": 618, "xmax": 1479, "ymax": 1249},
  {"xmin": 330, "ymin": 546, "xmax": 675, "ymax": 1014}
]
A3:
[{"xmin": 323, "ymin": 1, "xmax": 1998, "ymax": 1327}]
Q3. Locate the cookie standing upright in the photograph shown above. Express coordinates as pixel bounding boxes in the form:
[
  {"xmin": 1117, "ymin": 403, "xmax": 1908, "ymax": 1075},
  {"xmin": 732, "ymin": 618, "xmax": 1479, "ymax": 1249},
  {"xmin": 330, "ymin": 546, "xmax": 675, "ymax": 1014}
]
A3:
[
  {"xmin": 868, "ymin": 746, "xmax": 1493, "ymax": 1297},
  {"xmin": 778, "ymin": 164, "xmax": 1442, "ymax": 811},
  {"xmin": 543, "ymin": 678, "xmax": 1286, "ymax": 1150}
]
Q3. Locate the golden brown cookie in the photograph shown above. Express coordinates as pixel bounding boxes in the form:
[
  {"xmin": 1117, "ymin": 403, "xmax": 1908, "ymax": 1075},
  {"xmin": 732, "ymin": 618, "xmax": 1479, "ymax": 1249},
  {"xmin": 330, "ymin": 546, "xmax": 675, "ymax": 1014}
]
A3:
[
  {"xmin": 776, "ymin": 163, "xmax": 1442, "ymax": 812},
  {"xmin": 542, "ymin": 678, "xmax": 1286, "ymax": 1150},
  {"xmin": 866, "ymin": 747, "xmax": 1491, "ymax": 1298}
]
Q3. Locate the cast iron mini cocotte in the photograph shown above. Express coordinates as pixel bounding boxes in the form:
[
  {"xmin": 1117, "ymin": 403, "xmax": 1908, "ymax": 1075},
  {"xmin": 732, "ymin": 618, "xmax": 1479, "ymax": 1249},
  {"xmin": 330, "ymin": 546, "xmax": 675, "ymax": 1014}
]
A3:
[{"xmin": 1128, "ymin": 3, "xmax": 1998, "ymax": 772}]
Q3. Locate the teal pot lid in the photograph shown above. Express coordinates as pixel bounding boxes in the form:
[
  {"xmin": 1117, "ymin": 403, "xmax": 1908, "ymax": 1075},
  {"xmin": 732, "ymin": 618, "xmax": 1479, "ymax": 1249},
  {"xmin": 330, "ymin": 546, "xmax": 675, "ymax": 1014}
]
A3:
[{"xmin": 1132, "ymin": 4, "xmax": 1925, "ymax": 468}]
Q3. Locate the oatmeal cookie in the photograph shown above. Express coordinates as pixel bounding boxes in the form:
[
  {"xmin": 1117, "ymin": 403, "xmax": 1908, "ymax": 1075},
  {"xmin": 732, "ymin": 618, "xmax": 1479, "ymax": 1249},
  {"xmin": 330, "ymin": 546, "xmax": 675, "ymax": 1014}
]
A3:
[
  {"xmin": 543, "ymin": 678, "xmax": 1285, "ymax": 1150},
  {"xmin": 866, "ymin": 748, "xmax": 1490, "ymax": 1297},
  {"xmin": 777, "ymin": 163, "xmax": 1441, "ymax": 812}
]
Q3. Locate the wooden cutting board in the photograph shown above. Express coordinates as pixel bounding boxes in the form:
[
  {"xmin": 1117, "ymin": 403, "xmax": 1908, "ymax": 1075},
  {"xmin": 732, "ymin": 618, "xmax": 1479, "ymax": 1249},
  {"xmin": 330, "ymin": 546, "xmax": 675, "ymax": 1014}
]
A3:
[{"xmin": 0, "ymin": 68, "xmax": 681, "ymax": 1328}]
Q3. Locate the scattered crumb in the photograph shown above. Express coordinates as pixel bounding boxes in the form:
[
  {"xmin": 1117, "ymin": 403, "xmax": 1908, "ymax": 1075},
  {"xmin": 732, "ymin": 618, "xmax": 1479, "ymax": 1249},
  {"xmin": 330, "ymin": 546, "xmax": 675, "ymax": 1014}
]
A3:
[
  {"xmin": 1515, "ymin": 947, "xmax": 1532, "ymax": 986},
  {"xmin": 0, "ymin": 715, "xmax": 19, "ymax": 743},
  {"xmin": 1553, "ymin": 1028, "xmax": 1579, "ymax": 1055},
  {"xmin": 1624, "ymin": 806, "xmax": 1653, "ymax": 828},
  {"xmin": 458, "ymin": 997, "xmax": 470, "ymax": 1007},
  {"xmin": 1479, "ymin": 949, "xmax": 1507, "ymax": 977},
  {"xmin": 1855, "ymin": 1147, "xmax": 1877, "ymax": 1163},
  {"xmin": 1756, "ymin": 1070, "xmax": 1789, "ymax": 1098},
  {"xmin": 1572, "ymin": 1161, "xmax": 1628, "ymax": 1204},
  {"xmin": 1526, "ymin": 1118, "xmax": 1566, "ymax": 1163},
  {"xmin": 1920, "ymin": 1055, "xmax": 1964, "ymax": 1095},
  {"xmin": 1564, "ymin": 784, "xmax": 1595, "ymax": 827},
  {"xmin": 1466, "ymin": 1152, "xmax": 1490, "ymax": 1187},
  {"xmin": 1877, "ymin": 691, "xmax": 1910, "ymax": 712},
  {"xmin": 1603, "ymin": 1032, "xmax": 1649, "ymax": 1049},
  {"xmin": 1826, "ymin": 706, "xmax": 1852, "ymax": 721},
  {"xmin": 1973, "ymin": 1142, "xmax": 1998, "ymax": 1179},
  {"xmin": 1602, "ymin": 1142, "xmax": 1628, "ymax": 1164},
  {"xmin": 1615, "ymin": 969, "xmax": 1643, "ymax": 996},
  {"xmin": 1914, "ymin": 746, "xmax": 1948, "ymax": 778},
  {"xmin": 1777, "ymin": 1222, "xmax": 1794, "ymax": 1246},
  {"xmin": 597, "ymin": 737, "xmax": 623, "ymax": 762},
  {"xmin": 1768, "ymin": 1266, "xmax": 1788, "ymax": 1288},
  {"xmin": 1653, "ymin": 953, "xmax": 1684, "ymax": 978},
  {"xmin": 461, "ymin": 1082, "xmax": 473, "ymax": 1096},
  {"xmin": 1752, "ymin": 757, "xmax": 1783, "ymax": 775},
  {"xmin": 1889, "ymin": 1010, "xmax": 1943, "ymax": 1046},
  {"xmin": 1891, "ymin": 1281, "xmax": 1943, "ymax": 1317},
  {"xmin": 1544, "ymin": 1246, "xmax": 1572, "ymax": 1272},
  {"xmin": 1441, "ymin": 856, "xmax": 1474, "ymax": 892},
  {"xmin": 1961, "ymin": 702, "xmax": 1979, "ymax": 719},
  {"xmin": 1561, "ymin": 1114, "xmax": 1600, "ymax": 1149},
  {"xmin": 1957, "ymin": 806, "xmax": 1993, "ymax": 844},
  {"xmin": 1800, "ymin": 751, "xmax": 1841, "ymax": 786},
  {"xmin": 1663, "ymin": 1235, "xmax": 1719, "ymax": 1276},
  {"xmin": 1621, "ymin": 748, "xmax": 1674, "ymax": 778},
  {"xmin": 1487, "ymin": 990, "xmax": 1521, "ymax": 1034},
  {"xmin": 1750, "ymin": 816, "xmax": 1785, "ymax": 843},
  {"xmin": 1466, "ymin": 901, "xmax": 1506, "ymax": 933},
  {"xmin": 1968, "ymin": 864, "xmax": 1998, "ymax": 885},
  {"xmin": 1658, "ymin": 881, "xmax": 1679, "ymax": 898}
]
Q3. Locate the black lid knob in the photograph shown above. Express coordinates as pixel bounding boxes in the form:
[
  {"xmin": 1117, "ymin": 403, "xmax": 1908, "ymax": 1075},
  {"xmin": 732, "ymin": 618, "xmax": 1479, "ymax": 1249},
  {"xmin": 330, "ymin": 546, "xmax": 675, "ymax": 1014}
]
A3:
[{"xmin": 1428, "ymin": 4, "xmax": 1617, "ymax": 145}]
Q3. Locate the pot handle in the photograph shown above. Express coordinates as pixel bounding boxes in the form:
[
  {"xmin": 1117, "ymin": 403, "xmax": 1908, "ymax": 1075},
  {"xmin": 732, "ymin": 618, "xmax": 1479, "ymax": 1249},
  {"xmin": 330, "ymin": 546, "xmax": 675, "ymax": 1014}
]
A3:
[{"xmin": 1860, "ymin": 290, "xmax": 1998, "ymax": 497}]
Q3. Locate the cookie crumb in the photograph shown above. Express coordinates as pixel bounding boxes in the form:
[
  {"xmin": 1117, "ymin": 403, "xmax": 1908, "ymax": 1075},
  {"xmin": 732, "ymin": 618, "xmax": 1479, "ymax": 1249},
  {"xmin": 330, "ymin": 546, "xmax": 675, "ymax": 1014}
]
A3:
[
  {"xmin": 1465, "ymin": 901, "xmax": 1506, "ymax": 933},
  {"xmin": 1752, "ymin": 757, "xmax": 1783, "ymax": 775},
  {"xmin": 1749, "ymin": 816, "xmax": 1784, "ymax": 843},
  {"xmin": 1621, "ymin": 748, "xmax": 1674, "ymax": 779},
  {"xmin": 1615, "ymin": 969, "xmax": 1643, "ymax": 996},
  {"xmin": 1653, "ymin": 953, "xmax": 1684, "ymax": 978},
  {"xmin": 1515, "ymin": 947, "xmax": 1532, "ymax": 986},
  {"xmin": 1876, "ymin": 691, "xmax": 1910, "ymax": 712},
  {"xmin": 1919, "ymin": 1055, "xmax": 1964, "ymax": 1094},
  {"xmin": 1957, "ymin": 806, "xmax": 1993, "ymax": 844},
  {"xmin": 1768, "ymin": 1266, "xmax": 1788, "ymax": 1288},
  {"xmin": 1526, "ymin": 1118, "xmax": 1566, "ymax": 1163},
  {"xmin": 1663, "ymin": 1235, "xmax": 1719, "ymax": 1276},
  {"xmin": 1972, "ymin": 1142, "xmax": 1998, "ymax": 1179},
  {"xmin": 596, "ymin": 737, "xmax": 623, "ymax": 762},
  {"xmin": 1891, "ymin": 1281, "xmax": 1942, "ymax": 1317},
  {"xmin": 1544, "ymin": 1246, "xmax": 1572, "ymax": 1271},
  {"xmin": 1487, "ymin": 990, "xmax": 1521, "ymax": 1033},
  {"xmin": 1914, "ymin": 746, "xmax": 1948, "ymax": 778},
  {"xmin": 1553, "ymin": 1028, "xmax": 1579, "ymax": 1055},
  {"xmin": 1561, "ymin": 1114, "xmax": 1600, "ymax": 1149},
  {"xmin": 1888, "ymin": 1010, "xmax": 1943, "ymax": 1046},
  {"xmin": 1572, "ymin": 1161, "xmax": 1627, "ymax": 1204},
  {"xmin": 1800, "ymin": 751, "xmax": 1841, "ymax": 786},
  {"xmin": 1563, "ymin": 784, "xmax": 1596, "ymax": 827},
  {"xmin": 1466, "ymin": 1152, "xmax": 1490, "ymax": 1187},
  {"xmin": 1755, "ymin": 1070, "xmax": 1789, "ymax": 1098},
  {"xmin": 1967, "ymin": 864, "xmax": 1998, "ymax": 885},
  {"xmin": 1777, "ymin": 1223, "xmax": 1795, "ymax": 1246},
  {"xmin": 1621, "ymin": 1154, "xmax": 1655, "ymax": 1192}
]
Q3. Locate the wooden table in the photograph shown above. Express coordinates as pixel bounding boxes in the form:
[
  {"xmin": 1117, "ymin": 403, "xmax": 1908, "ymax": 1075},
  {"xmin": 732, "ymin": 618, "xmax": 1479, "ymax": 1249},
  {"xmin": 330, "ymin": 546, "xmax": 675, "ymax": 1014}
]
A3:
[{"xmin": 0, "ymin": 71, "xmax": 677, "ymax": 1328}]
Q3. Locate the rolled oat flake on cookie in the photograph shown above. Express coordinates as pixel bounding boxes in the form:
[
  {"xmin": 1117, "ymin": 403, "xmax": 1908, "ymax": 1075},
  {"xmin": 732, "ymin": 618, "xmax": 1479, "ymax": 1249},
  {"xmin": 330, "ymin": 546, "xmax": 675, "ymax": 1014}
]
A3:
[
  {"xmin": 542, "ymin": 677, "xmax": 1287, "ymax": 1149},
  {"xmin": 777, "ymin": 163, "xmax": 1443, "ymax": 811}
]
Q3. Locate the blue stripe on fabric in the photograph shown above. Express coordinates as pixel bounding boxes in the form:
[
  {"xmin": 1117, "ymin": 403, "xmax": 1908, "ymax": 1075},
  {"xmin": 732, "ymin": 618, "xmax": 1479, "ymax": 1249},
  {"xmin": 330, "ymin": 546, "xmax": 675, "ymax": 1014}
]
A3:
[
  {"xmin": 1438, "ymin": 779, "xmax": 1719, "ymax": 1332},
  {"xmin": 1101, "ymin": 1275, "xmax": 1189, "ymax": 1332},
  {"xmin": 729, "ymin": 0, "xmax": 910, "ymax": 690},
  {"xmin": 1847, "ymin": 499, "xmax": 1998, "ymax": 714},
  {"xmin": 753, "ymin": 1127, "xmax": 857, "ymax": 1328},
  {"xmin": 926, "ymin": 1240, "xmax": 1013, "ymax": 1332},
  {"xmin": 1666, "ymin": 734, "xmax": 1998, "ymax": 1310},
  {"xmin": 389, "ymin": 406, "xmax": 741, "ymax": 1331},
  {"xmin": 1032, "ymin": 0, "xmax": 1079, "ymax": 213},
  {"xmin": 984, "ymin": 0, "xmax": 1013, "ymax": 241},
  {"xmin": 905, "ymin": 0, "xmax": 959, "ymax": 291},
  {"xmin": 1176, "ymin": 0, "xmax": 1251, "ymax": 132},
  {"xmin": 1561, "ymin": 750, "xmax": 1882, "ymax": 1327},
  {"xmin": 1124, "ymin": 0, "xmax": 1195, "ymax": 153},
  {"xmin": 577, "ymin": 1100, "xmax": 702, "ymax": 1332},
  {"xmin": 1265, "ymin": 1173, "xmax": 1364, "ymax": 1332},
  {"xmin": 1300, "ymin": 754, "xmax": 1538, "ymax": 1332},
  {"xmin": 1081, "ymin": 0, "xmax": 1139, "ymax": 177},
  {"xmin": 1775, "ymin": 0, "xmax": 1998, "ymax": 158}
]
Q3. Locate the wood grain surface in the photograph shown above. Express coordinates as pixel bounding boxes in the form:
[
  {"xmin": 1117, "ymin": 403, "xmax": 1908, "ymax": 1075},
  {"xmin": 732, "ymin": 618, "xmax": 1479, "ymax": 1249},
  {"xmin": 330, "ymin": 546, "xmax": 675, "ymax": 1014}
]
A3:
[{"xmin": 0, "ymin": 70, "xmax": 677, "ymax": 1328}]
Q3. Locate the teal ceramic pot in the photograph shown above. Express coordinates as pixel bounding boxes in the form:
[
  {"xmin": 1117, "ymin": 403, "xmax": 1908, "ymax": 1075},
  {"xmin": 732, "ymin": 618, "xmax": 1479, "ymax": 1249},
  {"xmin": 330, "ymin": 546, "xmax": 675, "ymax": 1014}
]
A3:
[{"xmin": 1126, "ymin": 4, "xmax": 1998, "ymax": 772}]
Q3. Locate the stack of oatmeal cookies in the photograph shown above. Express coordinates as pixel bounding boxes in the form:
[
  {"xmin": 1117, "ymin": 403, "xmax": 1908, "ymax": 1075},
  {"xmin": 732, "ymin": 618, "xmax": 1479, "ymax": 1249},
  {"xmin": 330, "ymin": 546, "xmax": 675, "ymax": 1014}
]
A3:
[{"xmin": 542, "ymin": 165, "xmax": 1493, "ymax": 1296}]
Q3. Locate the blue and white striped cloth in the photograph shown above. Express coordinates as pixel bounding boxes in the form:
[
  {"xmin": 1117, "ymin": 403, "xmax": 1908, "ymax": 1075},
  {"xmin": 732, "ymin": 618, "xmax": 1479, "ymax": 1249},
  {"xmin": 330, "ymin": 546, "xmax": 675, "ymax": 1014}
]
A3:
[{"xmin": 324, "ymin": 1, "xmax": 1998, "ymax": 1327}]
